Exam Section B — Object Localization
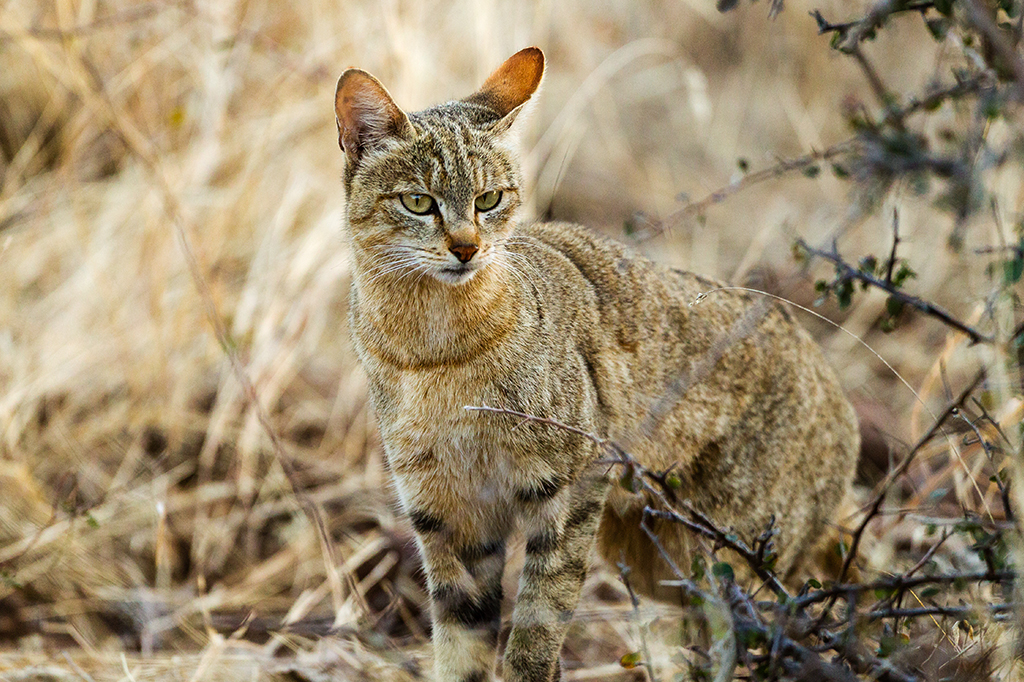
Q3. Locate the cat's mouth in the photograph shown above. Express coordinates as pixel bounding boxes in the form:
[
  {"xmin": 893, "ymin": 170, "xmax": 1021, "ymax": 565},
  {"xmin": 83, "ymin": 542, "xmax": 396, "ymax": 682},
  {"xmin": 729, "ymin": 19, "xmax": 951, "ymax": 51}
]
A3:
[{"xmin": 435, "ymin": 262, "xmax": 482, "ymax": 285}]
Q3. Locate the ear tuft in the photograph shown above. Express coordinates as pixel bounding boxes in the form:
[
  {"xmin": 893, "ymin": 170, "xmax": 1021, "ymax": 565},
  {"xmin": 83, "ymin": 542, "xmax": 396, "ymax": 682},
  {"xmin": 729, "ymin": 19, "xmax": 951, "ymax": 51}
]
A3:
[
  {"xmin": 464, "ymin": 47, "xmax": 545, "ymax": 119},
  {"xmin": 334, "ymin": 69, "xmax": 412, "ymax": 162}
]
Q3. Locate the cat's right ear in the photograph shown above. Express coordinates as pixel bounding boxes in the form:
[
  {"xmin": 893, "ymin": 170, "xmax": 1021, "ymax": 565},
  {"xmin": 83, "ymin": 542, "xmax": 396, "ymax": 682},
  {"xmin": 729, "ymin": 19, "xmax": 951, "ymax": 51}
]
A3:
[
  {"xmin": 465, "ymin": 47, "xmax": 545, "ymax": 131},
  {"xmin": 334, "ymin": 69, "xmax": 413, "ymax": 164}
]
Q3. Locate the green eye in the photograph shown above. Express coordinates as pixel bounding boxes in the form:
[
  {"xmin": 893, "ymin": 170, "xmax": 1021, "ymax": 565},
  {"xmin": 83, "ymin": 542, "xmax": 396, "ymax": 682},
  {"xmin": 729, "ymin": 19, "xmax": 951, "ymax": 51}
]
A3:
[
  {"xmin": 400, "ymin": 193, "xmax": 435, "ymax": 215},
  {"xmin": 474, "ymin": 190, "xmax": 502, "ymax": 212}
]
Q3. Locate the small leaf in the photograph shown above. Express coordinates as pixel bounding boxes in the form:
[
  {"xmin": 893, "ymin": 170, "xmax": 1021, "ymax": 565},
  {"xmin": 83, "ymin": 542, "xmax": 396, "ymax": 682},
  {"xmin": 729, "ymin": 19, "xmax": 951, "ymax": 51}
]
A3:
[
  {"xmin": 836, "ymin": 280, "xmax": 853, "ymax": 308},
  {"xmin": 878, "ymin": 633, "xmax": 910, "ymax": 657},
  {"xmin": 831, "ymin": 163, "xmax": 850, "ymax": 178},
  {"xmin": 886, "ymin": 295, "xmax": 904, "ymax": 317},
  {"xmin": 802, "ymin": 164, "xmax": 821, "ymax": 178},
  {"xmin": 804, "ymin": 578, "xmax": 822, "ymax": 589},
  {"xmin": 792, "ymin": 241, "xmax": 808, "ymax": 263},
  {"xmin": 620, "ymin": 651, "xmax": 643, "ymax": 669},
  {"xmin": 665, "ymin": 473, "xmax": 682, "ymax": 490},
  {"xmin": 892, "ymin": 261, "xmax": 917, "ymax": 287},
  {"xmin": 1003, "ymin": 257, "xmax": 1023, "ymax": 285},
  {"xmin": 874, "ymin": 586, "xmax": 896, "ymax": 600},
  {"xmin": 85, "ymin": 512, "xmax": 100, "ymax": 529},
  {"xmin": 737, "ymin": 157, "xmax": 749, "ymax": 172},
  {"xmin": 711, "ymin": 562, "xmax": 735, "ymax": 582},
  {"xmin": 934, "ymin": 0, "xmax": 954, "ymax": 16}
]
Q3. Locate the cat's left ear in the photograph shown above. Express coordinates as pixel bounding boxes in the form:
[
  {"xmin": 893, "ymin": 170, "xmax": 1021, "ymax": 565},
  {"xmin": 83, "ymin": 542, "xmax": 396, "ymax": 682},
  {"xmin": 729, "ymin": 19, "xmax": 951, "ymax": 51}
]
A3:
[
  {"xmin": 335, "ymin": 69, "xmax": 414, "ymax": 164},
  {"xmin": 465, "ymin": 47, "xmax": 545, "ymax": 133}
]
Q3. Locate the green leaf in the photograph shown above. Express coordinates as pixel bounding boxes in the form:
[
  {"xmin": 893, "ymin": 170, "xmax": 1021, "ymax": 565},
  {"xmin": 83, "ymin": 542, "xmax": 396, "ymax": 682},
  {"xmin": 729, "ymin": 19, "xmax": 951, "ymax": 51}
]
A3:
[
  {"xmin": 737, "ymin": 157, "xmax": 749, "ymax": 172},
  {"xmin": 934, "ymin": 0, "xmax": 954, "ymax": 16},
  {"xmin": 711, "ymin": 562, "xmax": 735, "ymax": 582},
  {"xmin": 802, "ymin": 164, "xmax": 821, "ymax": 178},
  {"xmin": 619, "ymin": 467, "xmax": 638, "ymax": 492},
  {"xmin": 878, "ymin": 633, "xmax": 909, "ymax": 657},
  {"xmin": 831, "ymin": 163, "xmax": 850, "ymax": 179},
  {"xmin": 85, "ymin": 512, "xmax": 100, "ymax": 529},
  {"xmin": 886, "ymin": 295, "xmax": 904, "ymax": 317},
  {"xmin": 620, "ymin": 651, "xmax": 643, "ymax": 669},
  {"xmin": 1003, "ymin": 257, "xmax": 1023, "ymax": 285},
  {"xmin": 892, "ymin": 261, "xmax": 917, "ymax": 287},
  {"xmin": 836, "ymin": 280, "xmax": 853, "ymax": 308},
  {"xmin": 665, "ymin": 473, "xmax": 682, "ymax": 490},
  {"xmin": 805, "ymin": 578, "xmax": 822, "ymax": 589},
  {"xmin": 874, "ymin": 586, "xmax": 896, "ymax": 600}
]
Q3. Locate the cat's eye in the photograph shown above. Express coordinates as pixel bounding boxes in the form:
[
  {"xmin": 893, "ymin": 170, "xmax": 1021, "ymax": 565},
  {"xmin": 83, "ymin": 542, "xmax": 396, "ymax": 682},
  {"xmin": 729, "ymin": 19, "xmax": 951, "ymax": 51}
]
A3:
[
  {"xmin": 474, "ymin": 190, "xmax": 502, "ymax": 212},
  {"xmin": 400, "ymin": 193, "xmax": 435, "ymax": 215}
]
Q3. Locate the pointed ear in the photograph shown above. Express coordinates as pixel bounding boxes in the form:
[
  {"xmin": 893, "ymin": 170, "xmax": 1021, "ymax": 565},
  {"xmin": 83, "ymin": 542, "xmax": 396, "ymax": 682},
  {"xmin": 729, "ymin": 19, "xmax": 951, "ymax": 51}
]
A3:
[
  {"xmin": 334, "ymin": 69, "xmax": 413, "ymax": 163},
  {"xmin": 464, "ymin": 47, "xmax": 545, "ymax": 123}
]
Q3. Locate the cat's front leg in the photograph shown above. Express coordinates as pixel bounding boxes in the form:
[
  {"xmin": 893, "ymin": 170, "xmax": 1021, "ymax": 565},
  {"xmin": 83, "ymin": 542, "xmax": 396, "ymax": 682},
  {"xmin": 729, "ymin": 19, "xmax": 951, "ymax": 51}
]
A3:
[
  {"xmin": 503, "ymin": 475, "xmax": 610, "ymax": 682},
  {"xmin": 410, "ymin": 507, "xmax": 508, "ymax": 682}
]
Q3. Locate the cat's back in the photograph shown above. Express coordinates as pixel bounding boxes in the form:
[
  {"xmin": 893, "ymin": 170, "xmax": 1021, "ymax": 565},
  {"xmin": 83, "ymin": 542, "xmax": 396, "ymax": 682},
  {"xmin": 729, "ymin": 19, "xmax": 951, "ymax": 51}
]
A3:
[{"xmin": 509, "ymin": 221, "xmax": 857, "ymax": 581}]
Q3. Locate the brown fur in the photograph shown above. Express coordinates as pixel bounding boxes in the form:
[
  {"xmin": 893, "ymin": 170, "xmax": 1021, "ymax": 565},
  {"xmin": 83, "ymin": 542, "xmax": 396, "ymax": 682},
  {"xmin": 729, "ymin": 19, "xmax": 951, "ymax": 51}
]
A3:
[{"xmin": 334, "ymin": 47, "xmax": 859, "ymax": 682}]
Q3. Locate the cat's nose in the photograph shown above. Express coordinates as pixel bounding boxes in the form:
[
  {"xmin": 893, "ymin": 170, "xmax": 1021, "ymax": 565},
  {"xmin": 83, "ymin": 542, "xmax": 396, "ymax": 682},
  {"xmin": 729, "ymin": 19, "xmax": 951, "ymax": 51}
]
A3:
[{"xmin": 449, "ymin": 243, "xmax": 479, "ymax": 263}]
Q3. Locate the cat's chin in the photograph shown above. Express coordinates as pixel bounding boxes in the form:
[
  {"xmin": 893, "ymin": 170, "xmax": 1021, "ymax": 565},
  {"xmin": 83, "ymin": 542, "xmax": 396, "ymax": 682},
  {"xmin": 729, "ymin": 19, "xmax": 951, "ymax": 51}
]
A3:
[{"xmin": 433, "ymin": 264, "xmax": 483, "ymax": 285}]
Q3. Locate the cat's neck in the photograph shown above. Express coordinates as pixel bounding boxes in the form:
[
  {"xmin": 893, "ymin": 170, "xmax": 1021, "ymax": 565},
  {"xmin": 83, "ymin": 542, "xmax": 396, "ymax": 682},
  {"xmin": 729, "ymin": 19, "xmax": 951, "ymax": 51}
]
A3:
[{"xmin": 350, "ymin": 250, "xmax": 520, "ymax": 369}]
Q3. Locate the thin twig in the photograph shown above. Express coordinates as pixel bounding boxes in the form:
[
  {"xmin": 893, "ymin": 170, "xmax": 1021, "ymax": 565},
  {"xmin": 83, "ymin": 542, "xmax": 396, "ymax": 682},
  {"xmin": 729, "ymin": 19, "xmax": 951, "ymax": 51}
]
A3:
[
  {"xmin": 794, "ymin": 569, "xmax": 1013, "ymax": 608},
  {"xmin": 885, "ymin": 208, "xmax": 900, "ymax": 286},
  {"xmin": 631, "ymin": 141, "xmax": 856, "ymax": 242},
  {"xmin": 867, "ymin": 604, "xmax": 1015, "ymax": 620},
  {"xmin": 835, "ymin": 370, "xmax": 986, "ymax": 585}
]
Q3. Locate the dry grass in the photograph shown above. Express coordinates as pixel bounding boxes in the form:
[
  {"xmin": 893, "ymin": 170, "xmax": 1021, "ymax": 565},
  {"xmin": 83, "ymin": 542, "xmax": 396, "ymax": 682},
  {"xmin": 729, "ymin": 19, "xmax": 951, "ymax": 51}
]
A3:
[{"xmin": 0, "ymin": 0, "xmax": 1021, "ymax": 680}]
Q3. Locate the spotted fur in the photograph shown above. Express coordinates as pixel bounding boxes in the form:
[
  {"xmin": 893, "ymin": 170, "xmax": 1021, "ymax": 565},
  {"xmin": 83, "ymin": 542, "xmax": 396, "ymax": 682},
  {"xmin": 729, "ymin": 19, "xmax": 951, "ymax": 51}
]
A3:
[{"xmin": 334, "ymin": 47, "xmax": 859, "ymax": 682}]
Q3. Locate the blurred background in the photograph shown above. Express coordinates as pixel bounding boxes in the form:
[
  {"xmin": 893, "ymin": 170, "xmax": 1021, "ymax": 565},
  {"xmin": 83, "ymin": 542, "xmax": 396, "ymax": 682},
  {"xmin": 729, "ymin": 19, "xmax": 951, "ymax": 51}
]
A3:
[{"xmin": 0, "ymin": 0, "xmax": 1019, "ymax": 679}]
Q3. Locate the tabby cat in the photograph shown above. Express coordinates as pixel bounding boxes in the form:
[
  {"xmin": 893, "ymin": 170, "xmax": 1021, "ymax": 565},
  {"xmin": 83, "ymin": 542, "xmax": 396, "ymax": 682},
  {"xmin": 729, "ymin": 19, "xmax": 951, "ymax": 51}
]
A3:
[{"xmin": 333, "ymin": 47, "xmax": 859, "ymax": 682}]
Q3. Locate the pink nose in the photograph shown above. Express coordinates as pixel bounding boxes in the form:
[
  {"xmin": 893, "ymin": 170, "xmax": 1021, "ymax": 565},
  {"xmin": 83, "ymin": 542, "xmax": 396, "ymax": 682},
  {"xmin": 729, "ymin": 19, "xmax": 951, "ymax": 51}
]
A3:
[{"xmin": 449, "ymin": 243, "xmax": 479, "ymax": 263}]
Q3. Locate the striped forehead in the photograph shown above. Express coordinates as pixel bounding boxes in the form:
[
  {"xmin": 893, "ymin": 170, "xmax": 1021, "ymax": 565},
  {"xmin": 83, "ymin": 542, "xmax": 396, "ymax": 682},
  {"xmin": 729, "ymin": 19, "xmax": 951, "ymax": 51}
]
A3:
[{"xmin": 406, "ymin": 104, "xmax": 517, "ymax": 204}]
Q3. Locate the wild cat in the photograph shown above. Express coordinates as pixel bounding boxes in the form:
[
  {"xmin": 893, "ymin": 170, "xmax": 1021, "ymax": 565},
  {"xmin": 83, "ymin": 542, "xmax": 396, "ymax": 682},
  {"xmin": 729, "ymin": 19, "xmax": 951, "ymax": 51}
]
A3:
[{"xmin": 333, "ymin": 47, "xmax": 859, "ymax": 682}]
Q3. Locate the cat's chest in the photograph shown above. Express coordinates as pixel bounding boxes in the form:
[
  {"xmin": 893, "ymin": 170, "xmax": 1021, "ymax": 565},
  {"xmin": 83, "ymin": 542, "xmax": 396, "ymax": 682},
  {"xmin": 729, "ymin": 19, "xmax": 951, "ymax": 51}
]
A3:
[{"xmin": 371, "ymin": 364, "xmax": 559, "ymax": 497}]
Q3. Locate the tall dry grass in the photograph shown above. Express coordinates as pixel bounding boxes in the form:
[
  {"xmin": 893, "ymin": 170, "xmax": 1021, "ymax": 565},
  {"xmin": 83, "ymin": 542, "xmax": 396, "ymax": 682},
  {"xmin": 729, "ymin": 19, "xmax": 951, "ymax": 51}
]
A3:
[{"xmin": 0, "ymin": 0, "xmax": 1020, "ymax": 679}]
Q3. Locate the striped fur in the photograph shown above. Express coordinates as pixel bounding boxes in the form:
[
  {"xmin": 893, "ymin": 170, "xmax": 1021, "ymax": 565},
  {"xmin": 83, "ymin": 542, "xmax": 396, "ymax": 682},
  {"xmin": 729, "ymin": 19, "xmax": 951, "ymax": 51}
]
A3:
[{"xmin": 334, "ymin": 48, "xmax": 859, "ymax": 681}]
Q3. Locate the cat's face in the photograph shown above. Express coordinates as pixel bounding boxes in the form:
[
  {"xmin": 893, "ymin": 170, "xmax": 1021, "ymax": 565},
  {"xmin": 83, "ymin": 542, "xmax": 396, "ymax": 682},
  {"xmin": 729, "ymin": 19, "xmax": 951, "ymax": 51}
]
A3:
[
  {"xmin": 345, "ymin": 105, "xmax": 524, "ymax": 286},
  {"xmin": 336, "ymin": 48, "xmax": 544, "ymax": 287}
]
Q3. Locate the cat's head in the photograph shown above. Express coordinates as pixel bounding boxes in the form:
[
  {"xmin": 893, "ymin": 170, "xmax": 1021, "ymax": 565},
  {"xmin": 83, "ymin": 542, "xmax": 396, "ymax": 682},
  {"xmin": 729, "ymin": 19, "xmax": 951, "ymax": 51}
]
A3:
[{"xmin": 335, "ymin": 48, "xmax": 544, "ymax": 286}]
